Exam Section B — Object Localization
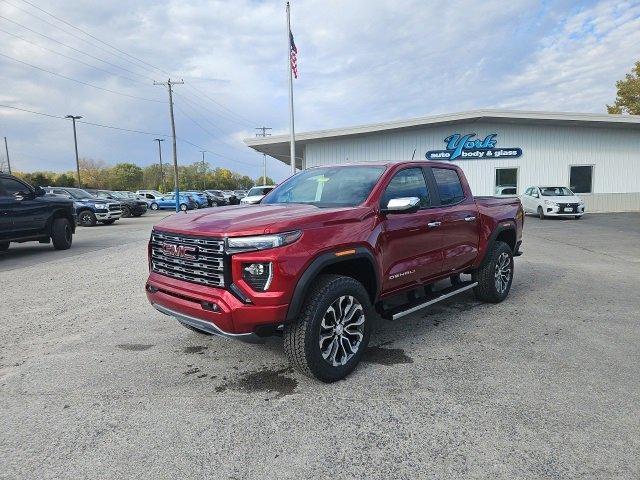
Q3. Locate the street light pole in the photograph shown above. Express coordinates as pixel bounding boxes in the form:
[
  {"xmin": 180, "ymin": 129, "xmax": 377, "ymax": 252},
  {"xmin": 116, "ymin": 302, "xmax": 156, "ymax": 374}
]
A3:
[
  {"xmin": 200, "ymin": 150, "xmax": 206, "ymax": 190},
  {"xmin": 3, "ymin": 137, "xmax": 10, "ymax": 175},
  {"xmin": 154, "ymin": 138, "xmax": 165, "ymax": 191},
  {"xmin": 65, "ymin": 115, "xmax": 82, "ymax": 187}
]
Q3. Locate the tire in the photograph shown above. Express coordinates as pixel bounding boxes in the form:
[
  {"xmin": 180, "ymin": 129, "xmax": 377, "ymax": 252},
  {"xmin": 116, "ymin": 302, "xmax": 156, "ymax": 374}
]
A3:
[
  {"xmin": 78, "ymin": 210, "xmax": 97, "ymax": 227},
  {"xmin": 472, "ymin": 241, "xmax": 514, "ymax": 303},
  {"xmin": 51, "ymin": 217, "xmax": 72, "ymax": 250},
  {"xmin": 121, "ymin": 205, "xmax": 132, "ymax": 218},
  {"xmin": 133, "ymin": 211, "xmax": 143, "ymax": 217},
  {"xmin": 179, "ymin": 203, "xmax": 188, "ymax": 211},
  {"xmin": 0, "ymin": 242, "xmax": 9, "ymax": 252},
  {"xmin": 150, "ymin": 202, "xmax": 159, "ymax": 211},
  {"xmin": 575, "ymin": 215, "xmax": 581, "ymax": 220},
  {"xmin": 537, "ymin": 206, "xmax": 545, "ymax": 220},
  {"xmin": 283, "ymin": 274, "xmax": 372, "ymax": 383},
  {"xmin": 101, "ymin": 219, "xmax": 116, "ymax": 225}
]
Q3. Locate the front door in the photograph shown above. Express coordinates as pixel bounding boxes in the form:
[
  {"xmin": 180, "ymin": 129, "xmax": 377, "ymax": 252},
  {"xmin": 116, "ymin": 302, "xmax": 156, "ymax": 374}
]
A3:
[
  {"xmin": 429, "ymin": 167, "xmax": 480, "ymax": 273},
  {"xmin": 379, "ymin": 167, "xmax": 444, "ymax": 295},
  {"xmin": 0, "ymin": 182, "xmax": 16, "ymax": 239},
  {"xmin": 0, "ymin": 177, "xmax": 47, "ymax": 235}
]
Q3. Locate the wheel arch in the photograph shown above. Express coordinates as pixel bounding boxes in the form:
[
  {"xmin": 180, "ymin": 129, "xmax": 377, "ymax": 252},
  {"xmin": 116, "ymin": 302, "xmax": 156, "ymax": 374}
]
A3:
[
  {"xmin": 47, "ymin": 208, "xmax": 76, "ymax": 234},
  {"xmin": 477, "ymin": 221, "xmax": 517, "ymax": 267},
  {"xmin": 284, "ymin": 246, "xmax": 379, "ymax": 323}
]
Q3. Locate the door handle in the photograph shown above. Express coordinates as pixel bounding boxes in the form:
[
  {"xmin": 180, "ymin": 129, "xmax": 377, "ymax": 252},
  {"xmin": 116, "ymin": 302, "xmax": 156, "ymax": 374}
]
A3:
[
  {"xmin": 427, "ymin": 221, "xmax": 441, "ymax": 228},
  {"xmin": 464, "ymin": 216, "xmax": 476, "ymax": 222}
]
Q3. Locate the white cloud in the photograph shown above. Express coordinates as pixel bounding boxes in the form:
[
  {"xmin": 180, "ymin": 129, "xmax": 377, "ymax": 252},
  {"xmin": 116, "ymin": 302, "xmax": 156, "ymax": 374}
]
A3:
[{"xmin": 0, "ymin": 0, "xmax": 637, "ymax": 180}]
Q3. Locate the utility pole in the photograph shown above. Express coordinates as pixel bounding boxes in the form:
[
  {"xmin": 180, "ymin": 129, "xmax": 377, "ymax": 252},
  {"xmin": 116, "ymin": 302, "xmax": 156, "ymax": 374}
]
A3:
[
  {"xmin": 65, "ymin": 115, "xmax": 82, "ymax": 187},
  {"xmin": 200, "ymin": 150, "xmax": 207, "ymax": 190},
  {"xmin": 3, "ymin": 136, "xmax": 10, "ymax": 174},
  {"xmin": 154, "ymin": 78, "xmax": 184, "ymax": 212},
  {"xmin": 255, "ymin": 127, "xmax": 272, "ymax": 184},
  {"xmin": 154, "ymin": 138, "xmax": 165, "ymax": 192}
]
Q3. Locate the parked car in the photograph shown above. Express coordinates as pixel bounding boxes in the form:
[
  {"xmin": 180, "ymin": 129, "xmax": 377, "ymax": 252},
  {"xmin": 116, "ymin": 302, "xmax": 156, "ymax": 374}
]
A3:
[
  {"xmin": 87, "ymin": 189, "xmax": 148, "ymax": 217},
  {"xmin": 204, "ymin": 190, "xmax": 228, "ymax": 206},
  {"xmin": 233, "ymin": 190, "xmax": 247, "ymax": 199},
  {"xmin": 148, "ymin": 194, "xmax": 197, "ymax": 211},
  {"xmin": 136, "ymin": 190, "xmax": 165, "ymax": 199},
  {"xmin": 181, "ymin": 191, "xmax": 209, "ymax": 209},
  {"xmin": 240, "ymin": 185, "xmax": 275, "ymax": 204},
  {"xmin": 44, "ymin": 187, "xmax": 122, "ymax": 226},
  {"xmin": 221, "ymin": 190, "xmax": 239, "ymax": 205},
  {"xmin": 521, "ymin": 186, "xmax": 585, "ymax": 219},
  {"xmin": 146, "ymin": 161, "xmax": 524, "ymax": 382},
  {"xmin": 0, "ymin": 174, "xmax": 75, "ymax": 251}
]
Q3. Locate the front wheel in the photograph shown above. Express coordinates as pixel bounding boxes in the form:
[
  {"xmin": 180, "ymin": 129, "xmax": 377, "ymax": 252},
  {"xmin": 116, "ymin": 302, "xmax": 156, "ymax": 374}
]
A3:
[
  {"xmin": 121, "ymin": 206, "xmax": 132, "ymax": 218},
  {"xmin": 179, "ymin": 203, "xmax": 188, "ymax": 211},
  {"xmin": 283, "ymin": 274, "xmax": 372, "ymax": 383},
  {"xmin": 575, "ymin": 215, "xmax": 582, "ymax": 220},
  {"xmin": 150, "ymin": 203, "xmax": 159, "ymax": 211},
  {"xmin": 472, "ymin": 241, "xmax": 514, "ymax": 303},
  {"xmin": 51, "ymin": 218, "xmax": 72, "ymax": 250},
  {"xmin": 537, "ymin": 206, "xmax": 545, "ymax": 220},
  {"xmin": 78, "ymin": 210, "xmax": 97, "ymax": 227}
]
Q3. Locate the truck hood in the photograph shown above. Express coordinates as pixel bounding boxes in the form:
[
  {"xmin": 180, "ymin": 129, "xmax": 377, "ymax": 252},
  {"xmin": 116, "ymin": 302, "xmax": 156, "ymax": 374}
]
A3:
[{"xmin": 154, "ymin": 204, "xmax": 373, "ymax": 237}]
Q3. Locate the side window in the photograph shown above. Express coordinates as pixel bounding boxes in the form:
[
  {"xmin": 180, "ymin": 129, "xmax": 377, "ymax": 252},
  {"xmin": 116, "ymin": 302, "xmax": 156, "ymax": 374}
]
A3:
[
  {"xmin": 1, "ymin": 178, "xmax": 31, "ymax": 198},
  {"xmin": 146, "ymin": 194, "xmax": 154, "ymax": 199},
  {"xmin": 382, "ymin": 168, "xmax": 430, "ymax": 208},
  {"xmin": 524, "ymin": 187, "xmax": 532, "ymax": 196},
  {"xmin": 432, "ymin": 168, "xmax": 465, "ymax": 205}
]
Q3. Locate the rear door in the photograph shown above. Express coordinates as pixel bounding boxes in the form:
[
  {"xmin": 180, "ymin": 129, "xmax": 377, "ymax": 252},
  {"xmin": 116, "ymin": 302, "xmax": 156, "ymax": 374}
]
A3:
[
  {"xmin": 379, "ymin": 167, "xmax": 444, "ymax": 294},
  {"xmin": 428, "ymin": 166, "xmax": 480, "ymax": 274}
]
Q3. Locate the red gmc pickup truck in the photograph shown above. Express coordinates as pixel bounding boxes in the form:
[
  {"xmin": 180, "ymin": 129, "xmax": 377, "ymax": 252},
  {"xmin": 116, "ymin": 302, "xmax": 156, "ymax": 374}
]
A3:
[{"xmin": 146, "ymin": 162, "xmax": 523, "ymax": 382}]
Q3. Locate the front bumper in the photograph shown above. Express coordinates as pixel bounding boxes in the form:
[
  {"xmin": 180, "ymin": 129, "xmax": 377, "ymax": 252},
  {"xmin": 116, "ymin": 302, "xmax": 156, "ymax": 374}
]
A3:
[
  {"xmin": 95, "ymin": 211, "xmax": 122, "ymax": 220},
  {"xmin": 543, "ymin": 204, "xmax": 584, "ymax": 216}
]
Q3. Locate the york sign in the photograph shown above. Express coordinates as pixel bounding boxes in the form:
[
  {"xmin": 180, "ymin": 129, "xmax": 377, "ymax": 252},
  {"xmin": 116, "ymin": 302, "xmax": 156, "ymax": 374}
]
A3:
[{"xmin": 426, "ymin": 133, "xmax": 522, "ymax": 161}]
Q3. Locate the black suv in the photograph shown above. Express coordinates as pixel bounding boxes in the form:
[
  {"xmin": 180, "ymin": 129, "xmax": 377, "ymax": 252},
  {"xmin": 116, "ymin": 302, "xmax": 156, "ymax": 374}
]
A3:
[
  {"xmin": 0, "ymin": 174, "xmax": 75, "ymax": 251},
  {"xmin": 87, "ymin": 189, "xmax": 148, "ymax": 217}
]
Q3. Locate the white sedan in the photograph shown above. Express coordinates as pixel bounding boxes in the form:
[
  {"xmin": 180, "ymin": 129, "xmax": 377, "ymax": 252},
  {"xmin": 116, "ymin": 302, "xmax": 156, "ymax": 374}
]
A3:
[
  {"xmin": 521, "ymin": 186, "xmax": 585, "ymax": 219},
  {"xmin": 240, "ymin": 185, "xmax": 275, "ymax": 205}
]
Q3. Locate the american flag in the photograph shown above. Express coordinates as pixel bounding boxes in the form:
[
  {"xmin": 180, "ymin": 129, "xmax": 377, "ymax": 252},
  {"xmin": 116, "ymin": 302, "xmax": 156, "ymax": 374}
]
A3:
[{"xmin": 289, "ymin": 30, "xmax": 298, "ymax": 79}]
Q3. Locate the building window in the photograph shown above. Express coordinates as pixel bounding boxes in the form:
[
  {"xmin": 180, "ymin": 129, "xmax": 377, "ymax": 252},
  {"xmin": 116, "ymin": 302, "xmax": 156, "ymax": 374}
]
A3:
[
  {"xmin": 569, "ymin": 165, "xmax": 593, "ymax": 194},
  {"xmin": 495, "ymin": 168, "xmax": 518, "ymax": 196}
]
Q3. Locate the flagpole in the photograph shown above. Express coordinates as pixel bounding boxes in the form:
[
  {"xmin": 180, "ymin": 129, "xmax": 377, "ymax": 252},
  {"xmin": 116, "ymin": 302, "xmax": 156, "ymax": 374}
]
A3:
[{"xmin": 286, "ymin": 1, "xmax": 296, "ymax": 175}]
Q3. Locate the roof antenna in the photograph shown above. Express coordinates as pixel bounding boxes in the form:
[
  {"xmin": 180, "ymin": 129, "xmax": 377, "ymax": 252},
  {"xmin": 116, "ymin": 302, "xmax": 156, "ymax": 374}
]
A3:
[{"xmin": 411, "ymin": 148, "xmax": 416, "ymax": 160}]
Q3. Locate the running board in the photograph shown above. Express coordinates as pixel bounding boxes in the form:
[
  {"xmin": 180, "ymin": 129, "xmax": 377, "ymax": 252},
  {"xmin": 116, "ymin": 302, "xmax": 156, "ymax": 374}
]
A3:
[{"xmin": 381, "ymin": 281, "xmax": 478, "ymax": 321}]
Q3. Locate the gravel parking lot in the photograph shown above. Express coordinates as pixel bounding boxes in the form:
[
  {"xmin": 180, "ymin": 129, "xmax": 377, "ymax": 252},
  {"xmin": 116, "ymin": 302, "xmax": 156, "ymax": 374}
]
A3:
[{"xmin": 1, "ymin": 211, "xmax": 639, "ymax": 479}]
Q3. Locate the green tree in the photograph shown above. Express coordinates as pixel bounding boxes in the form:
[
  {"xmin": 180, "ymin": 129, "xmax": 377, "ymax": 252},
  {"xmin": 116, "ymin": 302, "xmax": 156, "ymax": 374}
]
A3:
[
  {"xmin": 607, "ymin": 61, "xmax": 640, "ymax": 114},
  {"xmin": 108, "ymin": 163, "xmax": 144, "ymax": 190},
  {"xmin": 53, "ymin": 172, "xmax": 77, "ymax": 187},
  {"xmin": 255, "ymin": 176, "xmax": 274, "ymax": 185}
]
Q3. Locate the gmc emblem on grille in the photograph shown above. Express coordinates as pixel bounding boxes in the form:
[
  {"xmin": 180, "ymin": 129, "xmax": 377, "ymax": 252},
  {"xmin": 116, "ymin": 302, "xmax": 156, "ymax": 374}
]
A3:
[{"xmin": 161, "ymin": 243, "xmax": 197, "ymax": 259}]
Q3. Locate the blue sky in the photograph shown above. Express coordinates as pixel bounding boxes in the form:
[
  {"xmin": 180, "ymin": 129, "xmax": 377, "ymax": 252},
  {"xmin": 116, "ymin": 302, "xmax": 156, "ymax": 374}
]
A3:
[{"xmin": 0, "ymin": 0, "xmax": 639, "ymax": 181}]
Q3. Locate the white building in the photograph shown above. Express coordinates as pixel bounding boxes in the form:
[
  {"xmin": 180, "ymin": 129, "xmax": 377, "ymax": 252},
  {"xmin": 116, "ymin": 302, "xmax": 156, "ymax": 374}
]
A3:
[{"xmin": 245, "ymin": 110, "xmax": 640, "ymax": 213}]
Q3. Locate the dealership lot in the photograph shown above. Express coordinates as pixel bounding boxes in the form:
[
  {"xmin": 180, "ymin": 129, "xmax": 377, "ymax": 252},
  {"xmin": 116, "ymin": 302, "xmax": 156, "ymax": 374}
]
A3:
[{"xmin": 1, "ymin": 212, "xmax": 639, "ymax": 479}]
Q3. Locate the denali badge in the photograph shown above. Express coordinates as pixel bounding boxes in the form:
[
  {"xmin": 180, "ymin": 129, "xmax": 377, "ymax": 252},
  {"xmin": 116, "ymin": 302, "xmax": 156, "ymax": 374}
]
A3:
[
  {"xmin": 389, "ymin": 269, "xmax": 415, "ymax": 280},
  {"xmin": 161, "ymin": 243, "xmax": 197, "ymax": 259}
]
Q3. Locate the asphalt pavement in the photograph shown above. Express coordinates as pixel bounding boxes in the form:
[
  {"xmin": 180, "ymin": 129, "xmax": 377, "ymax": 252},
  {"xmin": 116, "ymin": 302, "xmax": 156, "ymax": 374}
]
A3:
[{"xmin": 1, "ymin": 211, "xmax": 639, "ymax": 479}]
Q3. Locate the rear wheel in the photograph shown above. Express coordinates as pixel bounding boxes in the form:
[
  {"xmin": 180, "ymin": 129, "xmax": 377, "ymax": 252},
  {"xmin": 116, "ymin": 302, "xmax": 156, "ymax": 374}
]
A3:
[
  {"xmin": 283, "ymin": 274, "xmax": 372, "ymax": 382},
  {"xmin": 121, "ymin": 205, "xmax": 132, "ymax": 217},
  {"xmin": 78, "ymin": 210, "xmax": 97, "ymax": 227},
  {"xmin": 537, "ymin": 206, "xmax": 545, "ymax": 220},
  {"xmin": 150, "ymin": 202, "xmax": 159, "ymax": 210},
  {"xmin": 51, "ymin": 217, "xmax": 72, "ymax": 250},
  {"xmin": 179, "ymin": 203, "xmax": 188, "ymax": 211},
  {"xmin": 0, "ymin": 242, "xmax": 9, "ymax": 252},
  {"xmin": 472, "ymin": 241, "xmax": 514, "ymax": 303}
]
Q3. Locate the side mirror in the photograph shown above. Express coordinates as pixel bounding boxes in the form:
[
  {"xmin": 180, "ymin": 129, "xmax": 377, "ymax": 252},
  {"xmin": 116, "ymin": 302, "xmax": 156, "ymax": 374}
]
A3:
[
  {"xmin": 532, "ymin": 193, "xmax": 539, "ymax": 198},
  {"xmin": 34, "ymin": 186, "xmax": 46, "ymax": 197},
  {"xmin": 382, "ymin": 197, "xmax": 421, "ymax": 214}
]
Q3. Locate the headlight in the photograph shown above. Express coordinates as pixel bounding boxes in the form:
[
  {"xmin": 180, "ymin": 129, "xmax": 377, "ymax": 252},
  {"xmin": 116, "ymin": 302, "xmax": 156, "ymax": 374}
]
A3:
[
  {"xmin": 544, "ymin": 200, "xmax": 558, "ymax": 207},
  {"xmin": 94, "ymin": 203, "xmax": 108, "ymax": 210},
  {"xmin": 242, "ymin": 262, "xmax": 273, "ymax": 291},
  {"xmin": 226, "ymin": 230, "xmax": 302, "ymax": 253}
]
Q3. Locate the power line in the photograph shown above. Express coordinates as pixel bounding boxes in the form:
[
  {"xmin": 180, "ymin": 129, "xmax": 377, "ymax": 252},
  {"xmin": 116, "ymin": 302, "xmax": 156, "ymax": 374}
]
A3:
[
  {"xmin": 0, "ymin": 51, "xmax": 164, "ymax": 103},
  {"xmin": 184, "ymin": 83, "xmax": 257, "ymax": 127},
  {"xmin": 13, "ymin": 0, "xmax": 171, "ymax": 77},
  {"xmin": 0, "ymin": 15, "xmax": 156, "ymax": 82},
  {"xmin": 0, "ymin": 27, "xmax": 148, "ymax": 86},
  {"xmin": 174, "ymin": 90, "xmax": 253, "ymax": 129}
]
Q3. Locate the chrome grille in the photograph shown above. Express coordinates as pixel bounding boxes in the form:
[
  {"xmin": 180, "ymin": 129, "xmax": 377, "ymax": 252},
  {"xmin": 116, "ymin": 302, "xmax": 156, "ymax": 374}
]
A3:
[
  {"xmin": 108, "ymin": 203, "xmax": 122, "ymax": 212},
  {"xmin": 150, "ymin": 231, "xmax": 226, "ymax": 287}
]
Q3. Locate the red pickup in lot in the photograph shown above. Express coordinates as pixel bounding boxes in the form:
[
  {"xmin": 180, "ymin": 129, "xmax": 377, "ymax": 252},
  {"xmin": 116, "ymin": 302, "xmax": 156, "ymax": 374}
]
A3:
[{"xmin": 146, "ymin": 162, "xmax": 523, "ymax": 381}]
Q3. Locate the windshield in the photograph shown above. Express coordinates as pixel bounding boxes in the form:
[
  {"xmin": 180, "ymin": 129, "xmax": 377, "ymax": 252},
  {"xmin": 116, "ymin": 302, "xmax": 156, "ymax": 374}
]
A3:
[
  {"xmin": 262, "ymin": 166, "xmax": 386, "ymax": 208},
  {"xmin": 247, "ymin": 187, "xmax": 273, "ymax": 196},
  {"xmin": 65, "ymin": 188, "xmax": 95, "ymax": 199},
  {"xmin": 540, "ymin": 187, "xmax": 574, "ymax": 196}
]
